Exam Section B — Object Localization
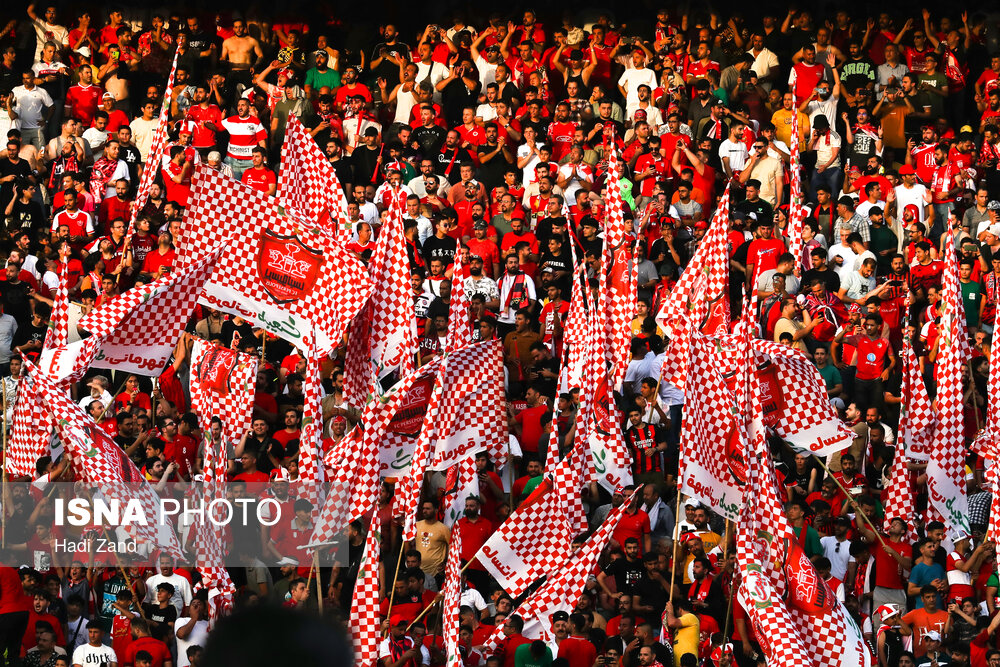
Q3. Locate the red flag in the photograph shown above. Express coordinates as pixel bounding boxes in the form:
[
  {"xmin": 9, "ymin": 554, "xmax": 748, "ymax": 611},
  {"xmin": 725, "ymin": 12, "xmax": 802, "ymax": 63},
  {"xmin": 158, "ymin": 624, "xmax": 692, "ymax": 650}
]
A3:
[
  {"xmin": 188, "ymin": 338, "xmax": 259, "ymax": 444},
  {"xmin": 349, "ymin": 519, "xmax": 382, "ymax": 666}
]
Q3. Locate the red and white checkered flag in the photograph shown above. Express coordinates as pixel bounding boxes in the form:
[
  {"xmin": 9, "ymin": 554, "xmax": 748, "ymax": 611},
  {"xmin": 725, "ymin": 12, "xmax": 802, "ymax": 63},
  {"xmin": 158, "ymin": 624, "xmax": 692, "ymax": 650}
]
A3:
[
  {"xmin": 398, "ymin": 373, "xmax": 442, "ymax": 544},
  {"xmin": 177, "ymin": 165, "xmax": 373, "ymax": 355},
  {"xmin": 47, "ymin": 260, "xmax": 70, "ymax": 350},
  {"xmin": 188, "ymin": 339, "xmax": 259, "ymax": 445},
  {"xmin": 882, "ymin": 452, "xmax": 919, "ymax": 544},
  {"xmin": 598, "ymin": 135, "xmax": 636, "ymax": 390},
  {"xmin": 447, "ymin": 240, "xmax": 474, "ymax": 351},
  {"xmin": 786, "ymin": 109, "xmax": 805, "ymax": 269},
  {"xmin": 678, "ymin": 334, "xmax": 744, "ymax": 521},
  {"xmin": 124, "ymin": 48, "xmax": 179, "ymax": 248},
  {"xmin": 899, "ymin": 339, "xmax": 936, "ymax": 461},
  {"xmin": 278, "ymin": 114, "xmax": 351, "ymax": 237},
  {"xmin": 441, "ymin": 521, "xmax": 464, "ymax": 667},
  {"xmin": 296, "ymin": 332, "xmax": 325, "ymax": 510},
  {"xmin": 927, "ymin": 240, "xmax": 971, "ymax": 538},
  {"xmin": 366, "ymin": 192, "xmax": 416, "ymax": 380},
  {"xmin": 562, "ymin": 261, "xmax": 590, "ymax": 390},
  {"xmin": 974, "ymin": 295, "xmax": 1000, "ymax": 457},
  {"xmin": 196, "ymin": 424, "xmax": 236, "ymax": 626},
  {"xmin": 477, "ymin": 478, "xmax": 573, "ymax": 598},
  {"xmin": 485, "ymin": 487, "xmax": 640, "ymax": 644},
  {"xmin": 655, "ymin": 183, "xmax": 733, "ymax": 389},
  {"xmin": 349, "ymin": 518, "xmax": 382, "ymax": 666},
  {"xmin": 72, "ymin": 245, "xmax": 224, "ymax": 375},
  {"xmin": 342, "ymin": 303, "xmax": 373, "ymax": 409},
  {"xmin": 738, "ymin": 360, "xmax": 872, "ymax": 667},
  {"xmin": 24, "ymin": 358, "xmax": 184, "ymax": 557}
]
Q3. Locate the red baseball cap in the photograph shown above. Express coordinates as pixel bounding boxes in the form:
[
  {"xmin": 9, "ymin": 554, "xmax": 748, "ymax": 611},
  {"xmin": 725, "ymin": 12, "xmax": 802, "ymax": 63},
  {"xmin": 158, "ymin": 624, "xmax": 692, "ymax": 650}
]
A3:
[{"xmin": 898, "ymin": 165, "xmax": 916, "ymax": 175}]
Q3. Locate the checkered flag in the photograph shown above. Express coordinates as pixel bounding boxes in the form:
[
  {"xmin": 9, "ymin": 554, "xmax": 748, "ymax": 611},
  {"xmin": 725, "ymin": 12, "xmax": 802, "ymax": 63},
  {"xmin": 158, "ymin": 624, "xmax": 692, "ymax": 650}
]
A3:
[
  {"xmin": 46, "ymin": 261, "xmax": 70, "ymax": 350},
  {"xmin": 927, "ymin": 240, "xmax": 972, "ymax": 539},
  {"xmin": 342, "ymin": 303, "xmax": 373, "ymax": 409},
  {"xmin": 25, "ymin": 358, "xmax": 184, "ymax": 557},
  {"xmin": 310, "ymin": 357, "xmax": 446, "ymax": 548},
  {"xmin": 974, "ymin": 296, "xmax": 1000, "ymax": 457},
  {"xmin": 485, "ymin": 488, "xmax": 640, "ymax": 644},
  {"xmin": 447, "ymin": 240, "xmax": 474, "ymax": 351},
  {"xmin": 443, "ymin": 456, "xmax": 480, "ymax": 527},
  {"xmin": 786, "ymin": 110, "xmax": 805, "ymax": 269},
  {"xmin": 441, "ymin": 523, "xmax": 463, "ymax": 667},
  {"xmin": 882, "ymin": 451, "xmax": 919, "ymax": 544},
  {"xmin": 656, "ymin": 183, "xmax": 733, "ymax": 389},
  {"xmin": 75, "ymin": 245, "xmax": 224, "ymax": 375},
  {"xmin": 189, "ymin": 338, "xmax": 259, "ymax": 445},
  {"xmin": 752, "ymin": 340, "xmax": 855, "ymax": 455},
  {"xmin": 562, "ymin": 261, "xmax": 590, "ymax": 390},
  {"xmin": 738, "ymin": 362, "xmax": 872, "ymax": 667},
  {"xmin": 278, "ymin": 115, "xmax": 351, "ymax": 237},
  {"xmin": 398, "ymin": 373, "xmax": 442, "ymax": 544},
  {"xmin": 598, "ymin": 134, "xmax": 636, "ymax": 390},
  {"xmin": 195, "ymin": 426, "xmax": 236, "ymax": 626},
  {"xmin": 477, "ymin": 478, "xmax": 573, "ymax": 598},
  {"xmin": 349, "ymin": 519, "xmax": 382, "ymax": 666},
  {"xmin": 177, "ymin": 165, "xmax": 374, "ymax": 355},
  {"xmin": 296, "ymin": 331, "xmax": 325, "ymax": 510},
  {"xmin": 678, "ymin": 334, "xmax": 744, "ymax": 521},
  {"xmin": 366, "ymin": 192, "xmax": 416, "ymax": 380},
  {"xmin": 899, "ymin": 339, "xmax": 936, "ymax": 461},
  {"xmin": 124, "ymin": 48, "xmax": 179, "ymax": 249}
]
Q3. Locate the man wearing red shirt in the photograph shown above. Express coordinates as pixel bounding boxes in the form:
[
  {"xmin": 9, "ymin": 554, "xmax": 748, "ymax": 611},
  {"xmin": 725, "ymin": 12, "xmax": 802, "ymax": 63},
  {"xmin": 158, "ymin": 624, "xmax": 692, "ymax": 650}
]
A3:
[
  {"xmin": 558, "ymin": 614, "xmax": 598, "ymax": 664},
  {"xmin": 163, "ymin": 416, "xmax": 199, "ymax": 481},
  {"xmin": 51, "ymin": 189, "xmax": 95, "ymax": 249},
  {"xmin": 98, "ymin": 179, "xmax": 132, "ymax": 232},
  {"xmin": 612, "ymin": 487, "xmax": 653, "ymax": 554},
  {"xmin": 906, "ymin": 125, "xmax": 939, "ymax": 186},
  {"xmin": 455, "ymin": 497, "xmax": 494, "ymax": 591},
  {"xmin": 789, "ymin": 45, "xmax": 827, "ymax": 106},
  {"xmin": 241, "ymin": 148, "xmax": 276, "ymax": 196},
  {"xmin": 65, "ymin": 66, "xmax": 103, "ymax": 126},
  {"xmin": 161, "ymin": 146, "xmax": 193, "ymax": 208},
  {"xmin": 141, "ymin": 231, "xmax": 177, "ymax": 278},
  {"xmin": 512, "ymin": 385, "xmax": 547, "ymax": 455},
  {"xmin": 746, "ymin": 219, "xmax": 786, "ymax": 288},
  {"xmin": 273, "ymin": 409, "xmax": 301, "ymax": 448},
  {"xmin": 844, "ymin": 313, "xmax": 895, "ymax": 415},
  {"xmin": 684, "ymin": 41, "xmax": 721, "ymax": 87},
  {"xmin": 546, "ymin": 102, "xmax": 577, "ymax": 162},
  {"xmin": 860, "ymin": 517, "xmax": 912, "ymax": 619},
  {"xmin": 453, "ymin": 106, "xmax": 486, "ymax": 151},
  {"xmin": 909, "ymin": 241, "xmax": 944, "ymax": 296},
  {"xmin": 185, "ymin": 84, "xmax": 223, "ymax": 152},
  {"xmin": 122, "ymin": 619, "xmax": 171, "ymax": 667}
]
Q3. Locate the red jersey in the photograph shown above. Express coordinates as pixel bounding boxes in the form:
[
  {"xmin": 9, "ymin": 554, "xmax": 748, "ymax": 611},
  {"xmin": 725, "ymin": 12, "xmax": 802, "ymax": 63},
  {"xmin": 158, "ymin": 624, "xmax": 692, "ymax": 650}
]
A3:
[
  {"xmin": 456, "ymin": 516, "xmax": 495, "ymax": 571},
  {"xmin": 162, "ymin": 162, "xmax": 192, "ymax": 207},
  {"xmin": 164, "ymin": 434, "xmax": 198, "ymax": 480},
  {"xmin": 910, "ymin": 143, "xmax": 938, "ymax": 185},
  {"xmin": 747, "ymin": 238, "xmax": 786, "ymax": 275},
  {"xmin": 454, "ymin": 124, "xmax": 487, "ymax": 149},
  {"xmin": 930, "ymin": 162, "xmax": 958, "ymax": 204},
  {"xmin": 186, "ymin": 103, "xmax": 223, "ymax": 149},
  {"xmin": 849, "ymin": 335, "xmax": 892, "ymax": 381},
  {"xmin": 910, "ymin": 260, "xmax": 944, "ymax": 293},
  {"xmin": 241, "ymin": 166, "xmax": 276, "ymax": 194},
  {"xmin": 141, "ymin": 248, "xmax": 176, "ymax": 275},
  {"xmin": 685, "ymin": 59, "xmax": 721, "ymax": 82},
  {"xmin": 546, "ymin": 121, "xmax": 577, "ymax": 161},
  {"xmin": 791, "ymin": 62, "xmax": 827, "ymax": 105},
  {"xmin": 634, "ymin": 153, "xmax": 671, "ymax": 198},
  {"xmin": 123, "ymin": 636, "xmax": 171, "ymax": 667},
  {"xmin": 65, "ymin": 84, "xmax": 103, "ymax": 125},
  {"xmin": 51, "ymin": 209, "xmax": 95, "ymax": 237}
]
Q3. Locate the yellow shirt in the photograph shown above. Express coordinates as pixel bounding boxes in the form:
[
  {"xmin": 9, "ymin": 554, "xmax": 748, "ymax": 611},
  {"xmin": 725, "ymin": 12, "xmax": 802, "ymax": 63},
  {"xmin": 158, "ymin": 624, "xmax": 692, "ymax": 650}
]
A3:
[
  {"xmin": 672, "ymin": 612, "xmax": 701, "ymax": 666},
  {"xmin": 414, "ymin": 519, "xmax": 450, "ymax": 574},
  {"xmin": 770, "ymin": 109, "xmax": 809, "ymax": 152}
]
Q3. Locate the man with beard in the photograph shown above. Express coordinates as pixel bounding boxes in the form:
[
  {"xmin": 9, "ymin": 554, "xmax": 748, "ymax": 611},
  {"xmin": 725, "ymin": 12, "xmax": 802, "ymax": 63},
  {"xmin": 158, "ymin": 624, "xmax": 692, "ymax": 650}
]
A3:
[
  {"xmin": 598, "ymin": 536, "xmax": 645, "ymax": 606},
  {"xmin": 464, "ymin": 253, "xmax": 499, "ymax": 309},
  {"xmin": 454, "ymin": 497, "xmax": 493, "ymax": 593}
]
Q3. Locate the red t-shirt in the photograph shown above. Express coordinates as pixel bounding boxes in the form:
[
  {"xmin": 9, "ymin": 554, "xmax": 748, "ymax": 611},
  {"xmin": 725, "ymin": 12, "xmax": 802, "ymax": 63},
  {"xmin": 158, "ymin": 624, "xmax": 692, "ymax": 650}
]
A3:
[
  {"xmin": 849, "ymin": 335, "xmax": 892, "ymax": 381},
  {"xmin": 123, "ymin": 636, "xmax": 171, "ymax": 667},
  {"xmin": 546, "ymin": 121, "xmax": 577, "ymax": 161},
  {"xmin": 612, "ymin": 510, "xmax": 652, "ymax": 554},
  {"xmin": 164, "ymin": 434, "xmax": 198, "ymax": 480},
  {"xmin": 241, "ymin": 166, "xmax": 276, "ymax": 194},
  {"xmin": 141, "ymin": 248, "xmax": 177, "ymax": 275},
  {"xmin": 747, "ymin": 239, "xmax": 786, "ymax": 275},
  {"xmin": 514, "ymin": 405, "xmax": 547, "ymax": 453},
  {"xmin": 791, "ymin": 62, "xmax": 826, "ymax": 105},
  {"xmin": 872, "ymin": 539, "xmax": 911, "ymax": 589},
  {"xmin": 66, "ymin": 84, "xmax": 103, "ymax": 125},
  {"xmin": 186, "ymin": 103, "xmax": 223, "ymax": 149},
  {"xmin": 456, "ymin": 516, "xmax": 495, "ymax": 571},
  {"xmin": 558, "ymin": 636, "xmax": 598, "ymax": 665},
  {"xmin": 162, "ymin": 162, "xmax": 192, "ymax": 207},
  {"xmin": 910, "ymin": 143, "xmax": 937, "ymax": 185}
]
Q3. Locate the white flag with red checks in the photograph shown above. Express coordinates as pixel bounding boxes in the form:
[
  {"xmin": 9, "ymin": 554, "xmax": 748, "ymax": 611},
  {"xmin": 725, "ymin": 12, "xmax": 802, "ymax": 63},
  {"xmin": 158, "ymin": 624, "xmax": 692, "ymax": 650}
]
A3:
[
  {"xmin": 598, "ymin": 139, "xmax": 636, "ymax": 390},
  {"xmin": 188, "ymin": 339, "xmax": 259, "ymax": 444},
  {"xmin": 786, "ymin": 110, "xmax": 805, "ymax": 268},
  {"xmin": 441, "ymin": 521, "xmax": 464, "ymax": 667},
  {"xmin": 487, "ymin": 488, "xmax": 640, "ymax": 643},
  {"xmin": 177, "ymin": 165, "xmax": 373, "ymax": 355},
  {"xmin": 124, "ymin": 49, "xmax": 179, "ymax": 248},
  {"xmin": 927, "ymin": 240, "xmax": 972, "ymax": 539},
  {"xmin": 562, "ymin": 261, "xmax": 590, "ymax": 390},
  {"xmin": 25, "ymin": 358, "xmax": 184, "ymax": 557},
  {"xmin": 477, "ymin": 477, "xmax": 573, "ymax": 598},
  {"xmin": 442, "ymin": 456, "xmax": 480, "ymax": 527},
  {"xmin": 447, "ymin": 242, "xmax": 474, "ymax": 351},
  {"xmin": 900, "ymin": 340, "xmax": 936, "ymax": 461},
  {"xmin": 367, "ymin": 194, "xmax": 416, "ymax": 380},
  {"xmin": 738, "ymin": 368, "xmax": 871, "ymax": 667},
  {"xmin": 41, "ymin": 246, "xmax": 224, "ymax": 376},
  {"xmin": 974, "ymin": 295, "xmax": 1000, "ymax": 458},
  {"xmin": 349, "ymin": 518, "xmax": 382, "ymax": 666},
  {"xmin": 678, "ymin": 334, "xmax": 744, "ymax": 521},
  {"xmin": 584, "ymin": 304, "xmax": 633, "ymax": 492},
  {"xmin": 296, "ymin": 333, "xmax": 324, "ymax": 510},
  {"xmin": 882, "ymin": 452, "xmax": 919, "ymax": 544},
  {"xmin": 342, "ymin": 303, "xmax": 373, "ymax": 409},
  {"xmin": 196, "ymin": 424, "xmax": 236, "ymax": 625},
  {"xmin": 398, "ymin": 372, "xmax": 442, "ymax": 544},
  {"xmin": 655, "ymin": 184, "xmax": 733, "ymax": 389},
  {"xmin": 278, "ymin": 114, "xmax": 351, "ymax": 236}
]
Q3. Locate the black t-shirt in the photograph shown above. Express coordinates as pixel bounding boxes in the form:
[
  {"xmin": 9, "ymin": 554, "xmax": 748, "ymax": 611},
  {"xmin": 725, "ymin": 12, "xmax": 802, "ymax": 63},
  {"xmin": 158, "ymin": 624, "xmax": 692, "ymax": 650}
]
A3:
[
  {"xmin": 141, "ymin": 603, "xmax": 177, "ymax": 641},
  {"xmin": 0, "ymin": 279, "xmax": 31, "ymax": 323},
  {"xmin": 802, "ymin": 267, "xmax": 841, "ymax": 294},
  {"xmin": 476, "ymin": 142, "xmax": 510, "ymax": 190},
  {"xmin": 350, "ymin": 145, "xmax": 382, "ymax": 186},
  {"xmin": 330, "ymin": 158, "xmax": 353, "ymax": 192},
  {"xmin": 412, "ymin": 125, "xmax": 446, "ymax": 157},
  {"xmin": 422, "ymin": 234, "xmax": 456, "ymax": 267},
  {"xmin": 9, "ymin": 199, "xmax": 46, "ymax": 239},
  {"xmin": 118, "ymin": 144, "xmax": 142, "ymax": 188},
  {"xmin": 12, "ymin": 320, "xmax": 44, "ymax": 350},
  {"xmin": 733, "ymin": 197, "xmax": 774, "ymax": 225},
  {"xmin": 604, "ymin": 556, "xmax": 644, "ymax": 595},
  {"xmin": 435, "ymin": 146, "xmax": 475, "ymax": 183},
  {"xmin": 0, "ymin": 158, "xmax": 32, "ymax": 204}
]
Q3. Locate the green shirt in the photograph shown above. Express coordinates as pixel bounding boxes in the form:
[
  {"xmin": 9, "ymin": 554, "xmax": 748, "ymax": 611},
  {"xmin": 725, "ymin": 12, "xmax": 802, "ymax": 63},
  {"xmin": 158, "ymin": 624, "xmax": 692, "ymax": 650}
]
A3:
[
  {"xmin": 916, "ymin": 72, "xmax": 948, "ymax": 118},
  {"xmin": 793, "ymin": 524, "xmax": 823, "ymax": 558},
  {"xmin": 817, "ymin": 363, "xmax": 842, "ymax": 392},
  {"xmin": 961, "ymin": 280, "xmax": 983, "ymax": 328},
  {"xmin": 515, "ymin": 642, "xmax": 553, "ymax": 667},
  {"xmin": 305, "ymin": 67, "xmax": 340, "ymax": 91}
]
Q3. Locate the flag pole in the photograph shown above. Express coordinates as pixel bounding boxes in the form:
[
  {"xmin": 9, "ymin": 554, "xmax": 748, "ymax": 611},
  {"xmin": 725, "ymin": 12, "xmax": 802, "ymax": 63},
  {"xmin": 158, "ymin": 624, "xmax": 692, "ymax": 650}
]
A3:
[
  {"xmin": 810, "ymin": 454, "xmax": 892, "ymax": 550},
  {"xmin": 314, "ymin": 551, "xmax": 323, "ymax": 616},
  {"xmin": 404, "ymin": 557, "xmax": 478, "ymax": 634},
  {"xmin": 383, "ymin": 537, "xmax": 406, "ymax": 633},
  {"xmin": 668, "ymin": 486, "xmax": 684, "ymax": 603},
  {"xmin": 720, "ymin": 520, "xmax": 734, "ymax": 640}
]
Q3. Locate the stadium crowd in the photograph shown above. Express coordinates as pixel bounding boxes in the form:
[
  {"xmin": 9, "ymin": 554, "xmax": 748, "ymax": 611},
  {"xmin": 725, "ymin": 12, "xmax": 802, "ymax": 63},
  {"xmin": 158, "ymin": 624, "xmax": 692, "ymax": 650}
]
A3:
[{"xmin": 1, "ymin": 2, "xmax": 1000, "ymax": 667}]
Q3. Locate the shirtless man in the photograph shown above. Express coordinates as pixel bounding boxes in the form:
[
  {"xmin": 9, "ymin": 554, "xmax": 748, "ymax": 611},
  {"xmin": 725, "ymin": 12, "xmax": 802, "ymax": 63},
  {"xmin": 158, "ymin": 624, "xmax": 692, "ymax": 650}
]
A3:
[{"xmin": 221, "ymin": 19, "xmax": 263, "ymax": 89}]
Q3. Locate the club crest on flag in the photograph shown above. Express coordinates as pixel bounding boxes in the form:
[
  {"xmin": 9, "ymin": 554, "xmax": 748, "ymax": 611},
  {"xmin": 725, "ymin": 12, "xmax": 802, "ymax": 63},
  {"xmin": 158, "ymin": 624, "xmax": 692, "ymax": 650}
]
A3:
[
  {"xmin": 782, "ymin": 538, "xmax": 836, "ymax": 615},
  {"xmin": 194, "ymin": 346, "xmax": 239, "ymax": 396},
  {"xmin": 257, "ymin": 229, "xmax": 324, "ymax": 304},
  {"xmin": 606, "ymin": 240, "xmax": 632, "ymax": 293},
  {"xmin": 592, "ymin": 375, "xmax": 614, "ymax": 436},
  {"xmin": 386, "ymin": 375, "xmax": 435, "ymax": 437}
]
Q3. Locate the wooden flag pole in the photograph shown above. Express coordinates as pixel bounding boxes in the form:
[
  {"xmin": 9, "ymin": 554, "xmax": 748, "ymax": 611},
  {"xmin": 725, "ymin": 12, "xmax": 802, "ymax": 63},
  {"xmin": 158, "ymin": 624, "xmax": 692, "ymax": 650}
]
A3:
[
  {"xmin": 810, "ymin": 454, "xmax": 892, "ymax": 551},
  {"xmin": 668, "ymin": 487, "xmax": 685, "ymax": 603}
]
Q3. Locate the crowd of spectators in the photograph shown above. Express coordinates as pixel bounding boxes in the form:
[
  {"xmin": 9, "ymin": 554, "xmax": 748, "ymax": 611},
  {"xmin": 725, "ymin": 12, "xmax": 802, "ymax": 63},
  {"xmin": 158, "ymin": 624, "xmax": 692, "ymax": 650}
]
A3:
[{"xmin": 1, "ymin": 3, "xmax": 1000, "ymax": 667}]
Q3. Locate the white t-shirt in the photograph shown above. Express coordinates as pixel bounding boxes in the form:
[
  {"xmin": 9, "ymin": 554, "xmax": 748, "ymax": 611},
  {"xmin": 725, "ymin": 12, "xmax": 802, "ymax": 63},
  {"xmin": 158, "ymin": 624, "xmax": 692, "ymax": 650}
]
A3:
[
  {"xmin": 894, "ymin": 184, "xmax": 930, "ymax": 224},
  {"xmin": 718, "ymin": 139, "xmax": 749, "ymax": 172},
  {"xmin": 72, "ymin": 642, "xmax": 117, "ymax": 667},
  {"xmin": 617, "ymin": 66, "xmax": 659, "ymax": 116},
  {"xmin": 144, "ymin": 573, "xmax": 193, "ymax": 612},
  {"xmin": 826, "ymin": 243, "xmax": 859, "ymax": 279},
  {"xmin": 856, "ymin": 199, "xmax": 886, "ymax": 218},
  {"xmin": 516, "ymin": 141, "xmax": 542, "ymax": 183},
  {"xmin": 174, "ymin": 617, "xmax": 209, "ymax": 667}
]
